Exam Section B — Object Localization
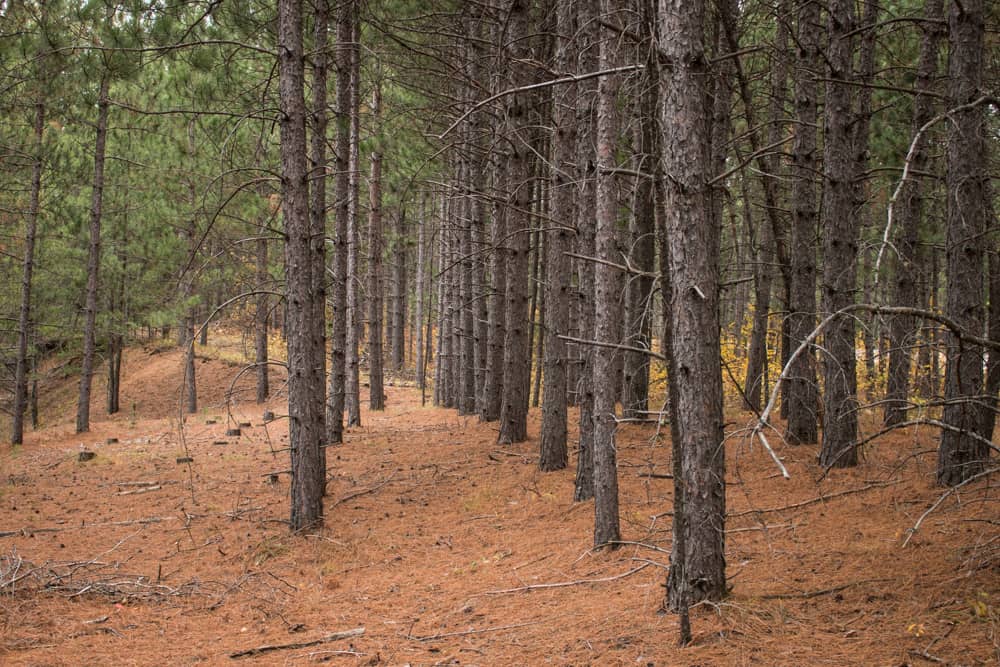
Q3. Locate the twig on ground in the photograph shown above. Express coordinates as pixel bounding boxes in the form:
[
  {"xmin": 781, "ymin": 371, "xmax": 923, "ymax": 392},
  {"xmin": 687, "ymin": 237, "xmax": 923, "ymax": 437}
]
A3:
[
  {"xmin": 229, "ymin": 627, "xmax": 365, "ymax": 659},
  {"xmin": 330, "ymin": 472, "xmax": 397, "ymax": 507},
  {"xmin": 408, "ymin": 621, "xmax": 539, "ymax": 642},
  {"xmin": 728, "ymin": 480, "xmax": 900, "ymax": 518},
  {"xmin": 484, "ymin": 562, "xmax": 650, "ymax": 595},
  {"xmin": 901, "ymin": 467, "xmax": 1000, "ymax": 547},
  {"xmin": 760, "ymin": 577, "xmax": 892, "ymax": 600}
]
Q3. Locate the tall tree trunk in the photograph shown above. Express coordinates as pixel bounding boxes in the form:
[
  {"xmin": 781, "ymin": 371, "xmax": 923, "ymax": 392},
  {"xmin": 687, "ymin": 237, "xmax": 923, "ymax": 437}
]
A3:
[
  {"xmin": 884, "ymin": 0, "xmax": 944, "ymax": 426},
  {"xmin": 818, "ymin": 0, "xmax": 860, "ymax": 469},
  {"xmin": 310, "ymin": 0, "xmax": 329, "ymax": 490},
  {"xmin": 573, "ymin": 0, "xmax": 598, "ymax": 501},
  {"xmin": 76, "ymin": 71, "xmax": 111, "ymax": 434},
  {"xmin": 255, "ymin": 228, "xmax": 270, "ymax": 404},
  {"xmin": 742, "ymin": 0, "xmax": 787, "ymax": 412},
  {"xmin": 414, "ymin": 196, "xmax": 428, "ymax": 393},
  {"xmin": 785, "ymin": 0, "xmax": 821, "ymax": 445},
  {"xmin": 368, "ymin": 85, "xmax": 385, "ymax": 412},
  {"xmin": 621, "ymin": 26, "xmax": 656, "ymax": 419},
  {"xmin": 497, "ymin": 0, "xmax": 533, "ymax": 445},
  {"xmin": 344, "ymin": 9, "xmax": 362, "ymax": 427},
  {"xmin": 538, "ymin": 0, "xmax": 576, "ymax": 471},
  {"xmin": 390, "ymin": 210, "xmax": 407, "ymax": 372},
  {"xmin": 591, "ymin": 4, "xmax": 622, "ymax": 547},
  {"xmin": 938, "ymin": 0, "xmax": 988, "ymax": 486},
  {"xmin": 660, "ymin": 0, "xmax": 727, "ymax": 612},
  {"xmin": 278, "ymin": 0, "xmax": 324, "ymax": 530},
  {"xmin": 12, "ymin": 100, "xmax": 45, "ymax": 446},
  {"xmin": 482, "ymin": 166, "xmax": 507, "ymax": 421}
]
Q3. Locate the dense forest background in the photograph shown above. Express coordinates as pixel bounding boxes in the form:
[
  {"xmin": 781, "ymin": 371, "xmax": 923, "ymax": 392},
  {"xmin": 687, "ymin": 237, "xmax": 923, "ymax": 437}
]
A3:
[{"xmin": 1, "ymin": 0, "xmax": 998, "ymax": 646}]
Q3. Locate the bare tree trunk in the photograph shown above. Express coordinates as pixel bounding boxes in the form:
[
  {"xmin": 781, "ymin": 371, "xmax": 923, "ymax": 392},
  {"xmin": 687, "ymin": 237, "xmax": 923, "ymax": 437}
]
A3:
[
  {"xmin": 660, "ymin": 0, "xmax": 727, "ymax": 612},
  {"xmin": 256, "ymin": 229, "xmax": 270, "ymax": 403},
  {"xmin": 390, "ymin": 210, "xmax": 407, "ymax": 372},
  {"xmin": 785, "ymin": 0, "xmax": 821, "ymax": 445},
  {"xmin": 12, "ymin": 100, "xmax": 45, "ymax": 446},
  {"xmin": 310, "ymin": 0, "xmax": 329, "ymax": 456},
  {"xmin": 76, "ymin": 71, "xmax": 111, "ymax": 434},
  {"xmin": 482, "ymin": 167, "xmax": 507, "ymax": 421},
  {"xmin": 538, "ymin": 0, "xmax": 576, "ymax": 471},
  {"xmin": 368, "ymin": 85, "xmax": 385, "ymax": 412},
  {"xmin": 591, "ymin": 4, "xmax": 622, "ymax": 547},
  {"xmin": 938, "ymin": 0, "xmax": 989, "ymax": 486},
  {"xmin": 278, "ymin": 0, "xmax": 324, "ymax": 530},
  {"xmin": 414, "ymin": 196, "xmax": 428, "ymax": 393},
  {"xmin": 818, "ymin": 0, "xmax": 860, "ymax": 469},
  {"xmin": 344, "ymin": 11, "xmax": 362, "ymax": 427},
  {"xmin": 497, "ymin": 0, "xmax": 533, "ymax": 445},
  {"xmin": 884, "ymin": 0, "xmax": 944, "ymax": 426},
  {"xmin": 573, "ymin": 0, "xmax": 598, "ymax": 501}
]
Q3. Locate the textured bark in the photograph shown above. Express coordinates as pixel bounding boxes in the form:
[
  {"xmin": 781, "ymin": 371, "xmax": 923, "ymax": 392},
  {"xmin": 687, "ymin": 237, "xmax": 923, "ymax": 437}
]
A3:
[
  {"xmin": 884, "ymin": 0, "xmax": 944, "ymax": 426},
  {"xmin": 938, "ymin": 0, "xmax": 988, "ymax": 486},
  {"xmin": 742, "ymin": 2, "xmax": 787, "ymax": 412},
  {"xmin": 12, "ymin": 101, "xmax": 45, "ymax": 446},
  {"xmin": 538, "ymin": 0, "xmax": 576, "ymax": 471},
  {"xmin": 414, "ymin": 197, "xmax": 428, "ymax": 393},
  {"xmin": 482, "ymin": 167, "xmax": 507, "ymax": 422},
  {"xmin": 785, "ymin": 0, "xmax": 821, "ymax": 445},
  {"xmin": 390, "ymin": 210, "xmax": 407, "ymax": 373},
  {"xmin": 344, "ymin": 10, "xmax": 362, "ymax": 427},
  {"xmin": 621, "ymin": 37, "xmax": 656, "ymax": 420},
  {"xmin": 278, "ymin": 0, "xmax": 324, "ymax": 530},
  {"xmin": 255, "ymin": 228, "xmax": 270, "ymax": 404},
  {"xmin": 818, "ymin": 0, "xmax": 860, "ymax": 469},
  {"xmin": 367, "ymin": 87, "xmax": 385, "ymax": 412},
  {"xmin": 572, "ymin": 0, "xmax": 598, "ymax": 501},
  {"xmin": 459, "ymin": 166, "xmax": 477, "ymax": 415},
  {"xmin": 592, "ymin": 4, "xmax": 622, "ymax": 547},
  {"xmin": 497, "ymin": 0, "xmax": 533, "ymax": 445},
  {"xmin": 76, "ymin": 72, "xmax": 111, "ymax": 434},
  {"xmin": 660, "ymin": 0, "xmax": 727, "ymax": 611}
]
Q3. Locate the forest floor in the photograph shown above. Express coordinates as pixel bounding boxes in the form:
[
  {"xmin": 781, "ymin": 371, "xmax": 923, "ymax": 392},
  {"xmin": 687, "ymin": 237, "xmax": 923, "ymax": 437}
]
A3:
[{"xmin": 0, "ymin": 341, "xmax": 998, "ymax": 666}]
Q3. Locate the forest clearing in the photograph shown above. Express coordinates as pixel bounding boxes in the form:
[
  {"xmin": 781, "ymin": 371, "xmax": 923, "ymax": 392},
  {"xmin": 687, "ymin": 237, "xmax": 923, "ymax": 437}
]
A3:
[{"xmin": 0, "ymin": 344, "xmax": 997, "ymax": 665}]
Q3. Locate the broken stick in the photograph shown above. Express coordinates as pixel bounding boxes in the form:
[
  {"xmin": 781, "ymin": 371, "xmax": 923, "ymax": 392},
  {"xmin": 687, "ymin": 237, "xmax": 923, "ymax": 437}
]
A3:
[{"xmin": 229, "ymin": 627, "xmax": 365, "ymax": 659}]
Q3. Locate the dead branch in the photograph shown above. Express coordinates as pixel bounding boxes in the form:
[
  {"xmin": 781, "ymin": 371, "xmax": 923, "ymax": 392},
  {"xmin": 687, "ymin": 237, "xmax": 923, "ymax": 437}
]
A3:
[
  {"xmin": 330, "ymin": 472, "xmax": 397, "ymax": 507},
  {"xmin": 902, "ymin": 467, "xmax": 1000, "ymax": 547},
  {"xmin": 229, "ymin": 627, "xmax": 365, "ymax": 659},
  {"xmin": 760, "ymin": 577, "xmax": 892, "ymax": 600},
  {"xmin": 484, "ymin": 562, "xmax": 650, "ymax": 595},
  {"xmin": 0, "ymin": 515, "xmax": 175, "ymax": 538},
  {"xmin": 408, "ymin": 621, "xmax": 538, "ymax": 642},
  {"xmin": 117, "ymin": 485, "xmax": 161, "ymax": 496},
  {"xmin": 728, "ymin": 480, "xmax": 900, "ymax": 518}
]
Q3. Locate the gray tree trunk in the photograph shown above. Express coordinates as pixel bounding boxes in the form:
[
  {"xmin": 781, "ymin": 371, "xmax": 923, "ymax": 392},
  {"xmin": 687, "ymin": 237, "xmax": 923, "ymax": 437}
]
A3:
[
  {"xmin": 785, "ymin": 0, "xmax": 821, "ymax": 444},
  {"xmin": 591, "ymin": 5, "xmax": 622, "ymax": 546},
  {"xmin": 538, "ymin": 0, "xmax": 575, "ymax": 470},
  {"xmin": 12, "ymin": 100, "xmax": 45, "ymax": 446},
  {"xmin": 818, "ymin": 0, "xmax": 860, "ymax": 469},
  {"xmin": 660, "ymin": 0, "xmax": 727, "ymax": 611},
  {"xmin": 76, "ymin": 72, "xmax": 111, "ymax": 434},
  {"xmin": 497, "ymin": 0, "xmax": 533, "ymax": 445},
  {"xmin": 938, "ymin": 0, "xmax": 989, "ymax": 486},
  {"xmin": 368, "ymin": 86, "xmax": 385, "ymax": 412},
  {"xmin": 344, "ymin": 11, "xmax": 362, "ymax": 427},
  {"xmin": 278, "ymin": 0, "xmax": 324, "ymax": 530},
  {"xmin": 884, "ymin": 0, "xmax": 944, "ymax": 426}
]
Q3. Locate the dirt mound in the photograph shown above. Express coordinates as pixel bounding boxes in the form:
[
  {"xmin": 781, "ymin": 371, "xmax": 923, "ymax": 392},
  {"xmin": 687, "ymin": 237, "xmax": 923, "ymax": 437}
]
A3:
[{"xmin": 0, "ymin": 346, "xmax": 997, "ymax": 665}]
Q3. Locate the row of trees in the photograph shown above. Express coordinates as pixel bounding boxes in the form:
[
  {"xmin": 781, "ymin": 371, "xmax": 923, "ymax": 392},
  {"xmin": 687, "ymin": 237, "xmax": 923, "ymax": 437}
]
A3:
[{"xmin": 2, "ymin": 0, "xmax": 996, "ymax": 635}]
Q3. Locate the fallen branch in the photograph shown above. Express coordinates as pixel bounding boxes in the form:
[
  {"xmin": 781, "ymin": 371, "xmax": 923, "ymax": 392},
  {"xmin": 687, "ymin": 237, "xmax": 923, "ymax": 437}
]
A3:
[
  {"xmin": 0, "ymin": 516, "xmax": 175, "ymax": 538},
  {"xmin": 484, "ymin": 563, "xmax": 650, "ymax": 595},
  {"xmin": 117, "ymin": 485, "xmax": 161, "ymax": 496},
  {"xmin": 408, "ymin": 621, "xmax": 538, "ymax": 642},
  {"xmin": 728, "ymin": 480, "xmax": 900, "ymax": 518},
  {"xmin": 330, "ymin": 473, "xmax": 396, "ymax": 507},
  {"xmin": 902, "ymin": 467, "xmax": 1000, "ymax": 547},
  {"xmin": 760, "ymin": 577, "xmax": 892, "ymax": 600},
  {"xmin": 229, "ymin": 627, "xmax": 365, "ymax": 659}
]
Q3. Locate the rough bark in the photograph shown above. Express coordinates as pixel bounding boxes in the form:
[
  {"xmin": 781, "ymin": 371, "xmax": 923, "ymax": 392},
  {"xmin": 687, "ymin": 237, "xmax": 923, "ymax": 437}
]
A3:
[
  {"xmin": 76, "ymin": 71, "xmax": 111, "ymax": 434},
  {"xmin": 938, "ymin": 0, "xmax": 989, "ymax": 486},
  {"xmin": 785, "ymin": 0, "xmax": 821, "ymax": 445},
  {"xmin": 367, "ymin": 86, "xmax": 385, "ymax": 412},
  {"xmin": 592, "ymin": 4, "xmax": 622, "ymax": 547},
  {"xmin": 884, "ymin": 0, "xmax": 944, "ymax": 426},
  {"xmin": 12, "ymin": 100, "xmax": 45, "ymax": 446},
  {"xmin": 344, "ymin": 9, "xmax": 362, "ymax": 427},
  {"xmin": 660, "ymin": 0, "xmax": 727, "ymax": 611},
  {"xmin": 572, "ymin": 0, "xmax": 598, "ymax": 501},
  {"xmin": 497, "ymin": 0, "xmax": 533, "ymax": 445},
  {"xmin": 538, "ymin": 0, "xmax": 576, "ymax": 471},
  {"xmin": 310, "ymin": 0, "xmax": 329, "ymax": 460},
  {"xmin": 818, "ymin": 0, "xmax": 860, "ymax": 469},
  {"xmin": 278, "ymin": 0, "xmax": 324, "ymax": 530}
]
